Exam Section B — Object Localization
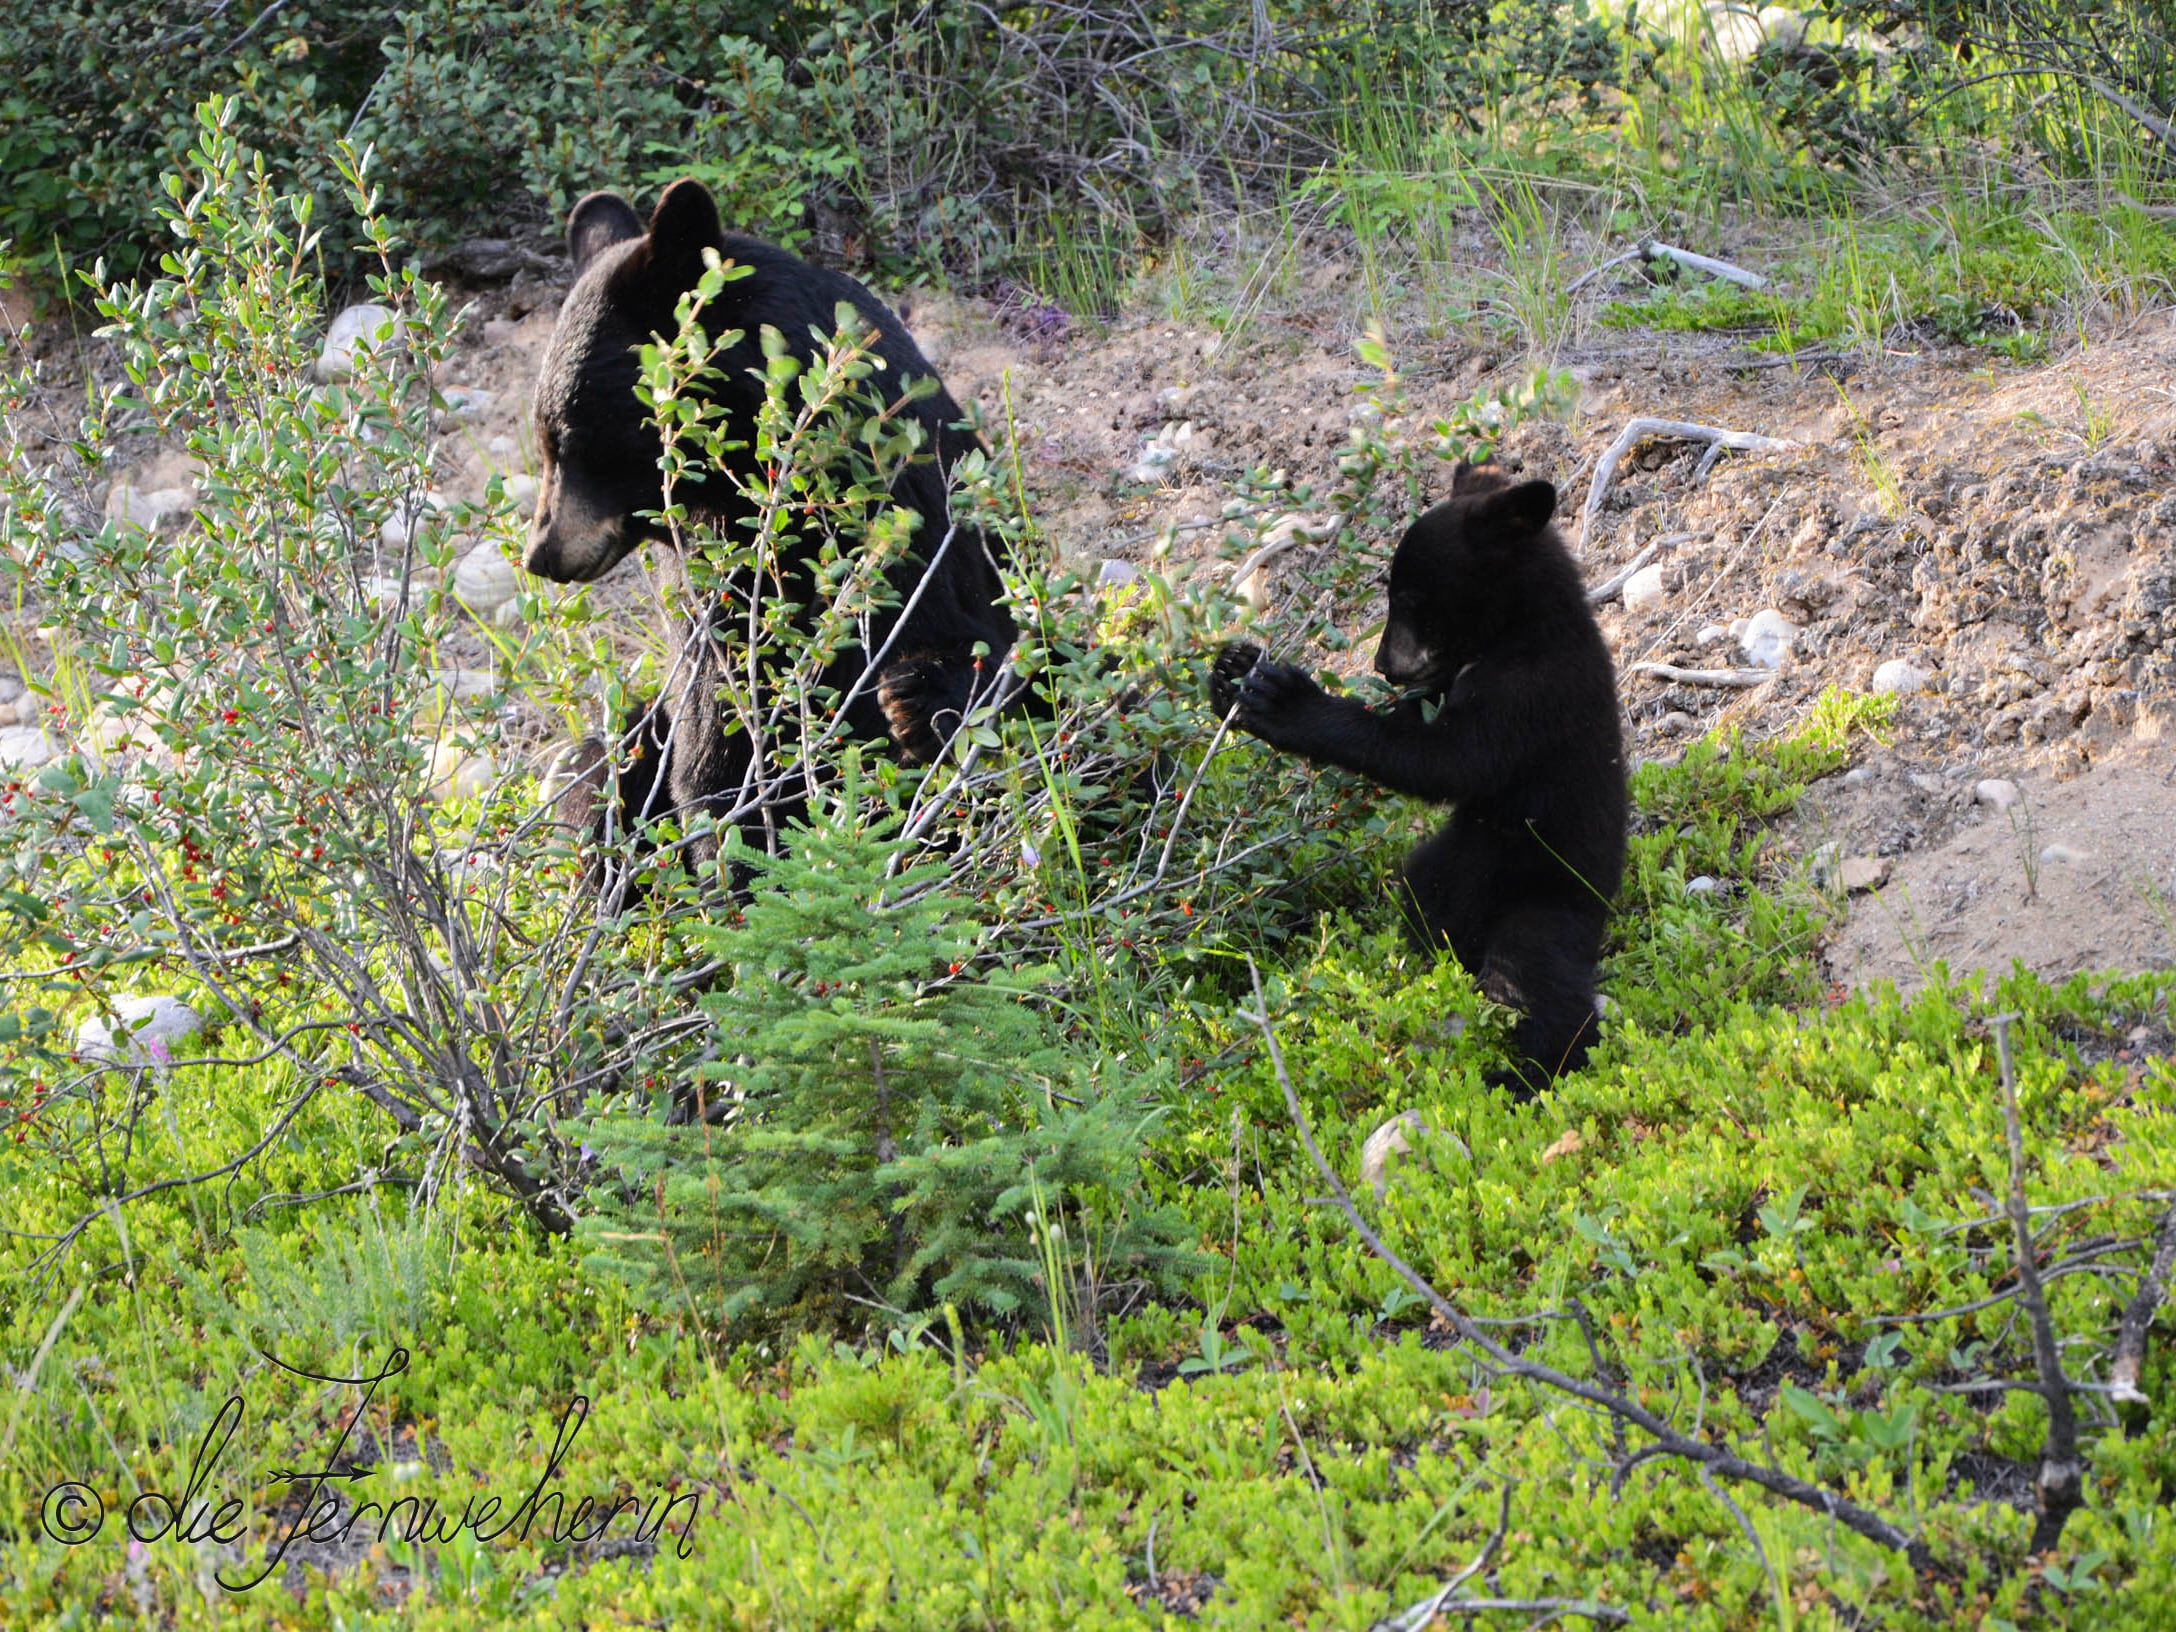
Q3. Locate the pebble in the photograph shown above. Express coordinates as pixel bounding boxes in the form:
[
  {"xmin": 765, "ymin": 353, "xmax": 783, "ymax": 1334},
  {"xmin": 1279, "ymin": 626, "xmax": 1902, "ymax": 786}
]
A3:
[
  {"xmin": 451, "ymin": 543, "xmax": 519, "ymax": 619},
  {"xmin": 440, "ymin": 385, "xmax": 495, "ymax": 420},
  {"xmin": 1097, "ymin": 559, "xmax": 1140, "ymax": 588},
  {"xmin": 77, "ymin": 995, "xmax": 202, "ymax": 1070},
  {"xmin": 1685, "ymin": 875, "xmax": 1720, "ymax": 897},
  {"xmin": 2039, "ymin": 843, "xmax": 2091, "ymax": 866},
  {"xmin": 1974, "ymin": 778, "xmax": 2022, "ymax": 812},
  {"xmin": 1695, "ymin": 624, "xmax": 1729, "ymax": 647},
  {"xmin": 1839, "ymin": 855, "xmax": 1892, "ymax": 894},
  {"xmin": 1621, "ymin": 564, "xmax": 1668, "ymax": 612},
  {"xmin": 427, "ymin": 743, "xmax": 499, "ymax": 803},
  {"xmin": 486, "ymin": 434, "xmax": 519, "ymax": 462},
  {"xmin": 105, "ymin": 483, "xmax": 196, "ymax": 534},
  {"xmin": 1653, "ymin": 710, "xmax": 1695, "ymax": 737},
  {"xmin": 317, "ymin": 303, "xmax": 403, "ymax": 382},
  {"xmin": 1358, "ymin": 1111, "xmax": 1468, "ymax": 1203},
  {"xmin": 503, "ymin": 473, "xmax": 539, "ymax": 517},
  {"xmin": 1739, "ymin": 608, "xmax": 1798, "ymax": 670},
  {"xmin": 1871, "ymin": 658, "xmax": 1933, "ymax": 695},
  {"xmin": 0, "ymin": 726, "xmax": 60, "ymax": 769}
]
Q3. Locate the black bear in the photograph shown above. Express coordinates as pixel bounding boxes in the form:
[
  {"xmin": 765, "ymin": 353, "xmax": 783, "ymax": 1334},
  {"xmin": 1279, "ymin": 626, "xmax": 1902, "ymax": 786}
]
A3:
[
  {"xmin": 1211, "ymin": 463, "xmax": 1626, "ymax": 1091},
  {"xmin": 526, "ymin": 179, "xmax": 1019, "ymax": 890}
]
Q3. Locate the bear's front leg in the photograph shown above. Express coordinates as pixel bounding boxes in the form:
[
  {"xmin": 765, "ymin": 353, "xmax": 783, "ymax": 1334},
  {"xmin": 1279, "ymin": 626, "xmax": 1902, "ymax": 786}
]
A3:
[{"xmin": 878, "ymin": 653, "xmax": 978, "ymax": 763}]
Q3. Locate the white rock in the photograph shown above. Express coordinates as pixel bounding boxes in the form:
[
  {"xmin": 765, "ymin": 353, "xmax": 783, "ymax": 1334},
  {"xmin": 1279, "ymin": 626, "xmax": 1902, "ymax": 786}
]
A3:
[
  {"xmin": 1622, "ymin": 564, "xmax": 1669, "ymax": 612},
  {"xmin": 503, "ymin": 473, "xmax": 539, "ymax": 517},
  {"xmin": 1871, "ymin": 658, "xmax": 1933, "ymax": 695},
  {"xmin": 0, "ymin": 726, "xmax": 60, "ymax": 769},
  {"xmin": 2039, "ymin": 843, "xmax": 2091, "ymax": 866},
  {"xmin": 1975, "ymin": 778, "xmax": 2022, "ymax": 812},
  {"xmin": 451, "ymin": 544, "xmax": 519, "ymax": 619},
  {"xmin": 1359, "ymin": 1111, "xmax": 1469, "ymax": 1203},
  {"xmin": 1097, "ymin": 559, "xmax": 1140, "ymax": 588},
  {"xmin": 1158, "ymin": 384, "xmax": 1197, "ymax": 412},
  {"xmin": 317, "ymin": 303, "xmax": 403, "ymax": 382},
  {"xmin": 1839, "ymin": 855, "xmax": 1891, "ymax": 893},
  {"xmin": 1685, "ymin": 875, "xmax": 1720, "ymax": 897},
  {"xmin": 486, "ymin": 434, "xmax": 519, "ymax": 462},
  {"xmin": 105, "ymin": 482, "xmax": 196, "ymax": 534},
  {"xmin": 77, "ymin": 995, "xmax": 202, "ymax": 1070},
  {"xmin": 1128, "ymin": 421, "xmax": 1207, "ymax": 484},
  {"xmin": 1739, "ymin": 608, "xmax": 1798, "ymax": 670},
  {"xmin": 427, "ymin": 742, "xmax": 499, "ymax": 802},
  {"xmin": 1695, "ymin": 624, "xmax": 1729, "ymax": 647}
]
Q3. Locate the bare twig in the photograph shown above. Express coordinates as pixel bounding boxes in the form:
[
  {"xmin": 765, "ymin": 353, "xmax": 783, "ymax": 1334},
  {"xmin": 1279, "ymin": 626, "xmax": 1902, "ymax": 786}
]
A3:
[
  {"xmin": 1630, "ymin": 662, "xmax": 1775, "ymax": 689},
  {"xmin": 1244, "ymin": 962, "xmax": 1931, "ymax": 1569},
  {"xmin": 1580, "ymin": 418, "xmax": 1797, "ymax": 546},
  {"xmin": 2110, "ymin": 1203, "xmax": 2176, "ymax": 1406},
  {"xmin": 1566, "ymin": 240, "xmax": 1766, "ymax": 295},
  {"xmin": 1993, "ymin": 1013, "xmax": 2084, "ymax": 1554},
  {"xmin": 1374, "ymin": 1485, "xmax": 1512, "ymax": 1632}
]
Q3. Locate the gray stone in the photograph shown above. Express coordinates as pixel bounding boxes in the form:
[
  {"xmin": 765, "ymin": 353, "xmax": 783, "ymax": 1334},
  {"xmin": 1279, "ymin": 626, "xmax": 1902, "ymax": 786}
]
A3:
[
  {"xmin": 1839, "ymin": 855, "xmax": 1892, "ymax": 893},
  {"xmin": 1974, "ymin": 778, "xmax": 2022, "ymax": 812},
  {"xmin": 452, "ymin": 543, "xmax": 519, "ymax": 619},
  {"xmin": 317, "ymin": 303, "xmax": 403, "ymax": 382},
  {"xmin": 1871, "ymin": 658, "xmax": 1933, "ymax": 696},
  {"xmin": 1097, "ymin": 559, "xmax": 1140, "ymax": 588},
  {"xmin": 2039, "ymin": 843, "xmax": 2091, "ymax": 866},
  {"xmin": 0, "ymin": 726, "xmax": 60, "ymax": 769},
  {"xmin": 77, "ymin": 995, "xmax": 203, "ymax": 1070}
]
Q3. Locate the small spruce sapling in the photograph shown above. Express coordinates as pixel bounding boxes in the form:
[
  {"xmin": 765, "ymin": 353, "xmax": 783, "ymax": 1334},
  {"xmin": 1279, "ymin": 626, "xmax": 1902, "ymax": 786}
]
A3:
[{"xmin": 575, "ymin": 755, "xmax": 1198, "ymax": 1331}]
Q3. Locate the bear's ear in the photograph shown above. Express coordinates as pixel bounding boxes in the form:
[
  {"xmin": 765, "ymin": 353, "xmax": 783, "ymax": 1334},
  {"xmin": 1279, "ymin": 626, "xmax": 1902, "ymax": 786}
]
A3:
[
  {"xmin": 1478, "ymin": 478, "xmax": 1557, "ymax": 535},
  {"xmin": 1448, "ymin": 460, "xmax": 1491, "ymax": 495},
  {"xmin": 567, "ymin": 193, "xmax": 645, "ymax": 274},
  {"xmin": 647, "ymin": 179, "xmax": 725, "ymax": 285}
]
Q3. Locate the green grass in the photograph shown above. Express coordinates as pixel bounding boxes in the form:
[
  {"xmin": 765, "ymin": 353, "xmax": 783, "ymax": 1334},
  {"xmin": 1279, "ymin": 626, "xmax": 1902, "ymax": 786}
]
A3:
[{"xmin": 10, "ymin": 696, "xmax": 2176, "ymax": 1626}]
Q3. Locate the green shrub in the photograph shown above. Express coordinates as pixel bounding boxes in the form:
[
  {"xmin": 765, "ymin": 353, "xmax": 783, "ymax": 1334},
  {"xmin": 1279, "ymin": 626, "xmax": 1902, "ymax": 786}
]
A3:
[{"xmin": 574, "ymin": 765, "xmax": 1202, "ymax": 1333}]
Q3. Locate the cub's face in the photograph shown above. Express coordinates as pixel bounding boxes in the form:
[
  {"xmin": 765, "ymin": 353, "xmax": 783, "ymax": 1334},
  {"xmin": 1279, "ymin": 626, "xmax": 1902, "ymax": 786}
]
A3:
[
  {"xmin": 525, "ymin": 183, "xmax": 722, "ymax": 584},
  {"xmin": 1374, "ymin": 463, "xmax": 1558, "ymax": 690}
]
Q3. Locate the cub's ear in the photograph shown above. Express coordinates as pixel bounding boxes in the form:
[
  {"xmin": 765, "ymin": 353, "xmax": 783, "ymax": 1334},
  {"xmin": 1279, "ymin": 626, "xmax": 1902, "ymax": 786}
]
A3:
[
  {"xmin": 1480, "ymin": 478, "xmax": 1557, "ymax": 534},
  {"xmin": 1448, "ymin": 459, "xmax": 1493, "ymax": 495},
  {"xmin": 647, "ymin": 178, "xmax": 725, "ymax": 285},
  {"xmin": 566, "ymin": 193, "xmax": 644, "ymax": 274}
]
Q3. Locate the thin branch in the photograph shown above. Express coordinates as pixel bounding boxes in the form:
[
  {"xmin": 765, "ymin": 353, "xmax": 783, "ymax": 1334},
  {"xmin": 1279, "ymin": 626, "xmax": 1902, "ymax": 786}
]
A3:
[
  {"xmin": 1993, "ymin": 1013, "xmax": 2084, "ymax": 1555},
  {"xmin": 1630, "ymin": 662, "xmax": 1775, "ymax": 689},
  {"xmin": 1579, "ymin": 418, "xmax": 1797, "ymax": 547},
  {"xmin": 2109, "ymin": 1201, "xmax": 2176, "ymax": 1406},
  {"xmin": 1244, "ymin": 961, "xmax": 1931, "ymax": 1570}
]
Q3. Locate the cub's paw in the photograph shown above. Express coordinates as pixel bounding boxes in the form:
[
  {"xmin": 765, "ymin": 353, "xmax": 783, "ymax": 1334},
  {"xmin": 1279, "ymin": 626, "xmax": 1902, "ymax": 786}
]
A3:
[
  {"xmin": 1229, "ymin": 657, "xmax": 1318, "ymax": 741},
  {"xmin": 879, "ymin": 654, "xmax": 972, "ymax": 764},
  {"xmin": 1209, "ymin": 641, "xmax": 1265, "ymax": 716}
]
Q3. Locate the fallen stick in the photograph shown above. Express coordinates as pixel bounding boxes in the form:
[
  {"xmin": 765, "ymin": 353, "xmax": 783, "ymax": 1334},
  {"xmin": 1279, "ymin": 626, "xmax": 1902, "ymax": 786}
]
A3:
[
  {"xmin": 1993, "ymin": 1013, "xmax": 2085, "ymax": 1556},
  {"xmin": 1567, "ymin": 239, "xmax": 1767, "ymax": 296},
  {"xmin": 1580, "ymin": 417, "xmax": 1798, "ymax": 545},
  {"xmin": 1631, "ymin": 662, "xmax": 1774, "ymax": 689}
]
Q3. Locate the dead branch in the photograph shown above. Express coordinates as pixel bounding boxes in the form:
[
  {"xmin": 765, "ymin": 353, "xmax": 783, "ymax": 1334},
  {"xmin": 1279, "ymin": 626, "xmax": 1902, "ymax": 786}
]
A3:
[
  {"xmin": 1580, "ymin": 418, "xmax": 1797, "ymax": 546},
  {"xmin": 1993, "ymin": 1013, "xmax": 2085, "ymax": 1555},
  {"xmin": 1630, "ymin": 662, "xmax": 1775, "ymax": 689},
  {"xmin": 2110, "ymin": 1196, "xmax": 2176, "ymax": 1406},
  {"xmin": 1566, "ymin": 240, "xmax": 1766, "ymax": 296},
  {"xmin": 1585, "ymin": 542, "xmax": 1660, "ymax": 607},
  {"xmin": 1245, "ymin": 962, "xmax": 1932, "ymax": 1571}
]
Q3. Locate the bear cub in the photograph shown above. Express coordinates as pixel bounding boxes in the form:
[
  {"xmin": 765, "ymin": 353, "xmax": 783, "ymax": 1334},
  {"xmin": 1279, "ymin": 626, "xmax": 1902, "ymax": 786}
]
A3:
[
  {"xmin": 1211, "ymin": 463, "xmax": 1626, "ymax": 1091},
  {"xmin": 527, "ymin": 179, "xmax": 1018, "ymax": 889}
]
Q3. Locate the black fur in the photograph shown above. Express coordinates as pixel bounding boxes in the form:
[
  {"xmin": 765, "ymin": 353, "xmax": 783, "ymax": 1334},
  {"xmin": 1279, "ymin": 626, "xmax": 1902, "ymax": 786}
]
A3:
[
  {"xmin": 528, "ymin": 179, "xmax": 1018, "ymax": 890},
  {"xmin": 1210, "ymin": 463, "xmax": 1626, "ymax": 1092}
]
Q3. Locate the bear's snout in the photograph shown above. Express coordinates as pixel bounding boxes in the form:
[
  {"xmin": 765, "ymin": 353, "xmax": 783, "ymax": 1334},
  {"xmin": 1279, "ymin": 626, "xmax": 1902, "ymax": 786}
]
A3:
[{"xmin": 524, "ymin": 471, "xmax": 630, "ymax": 584}]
